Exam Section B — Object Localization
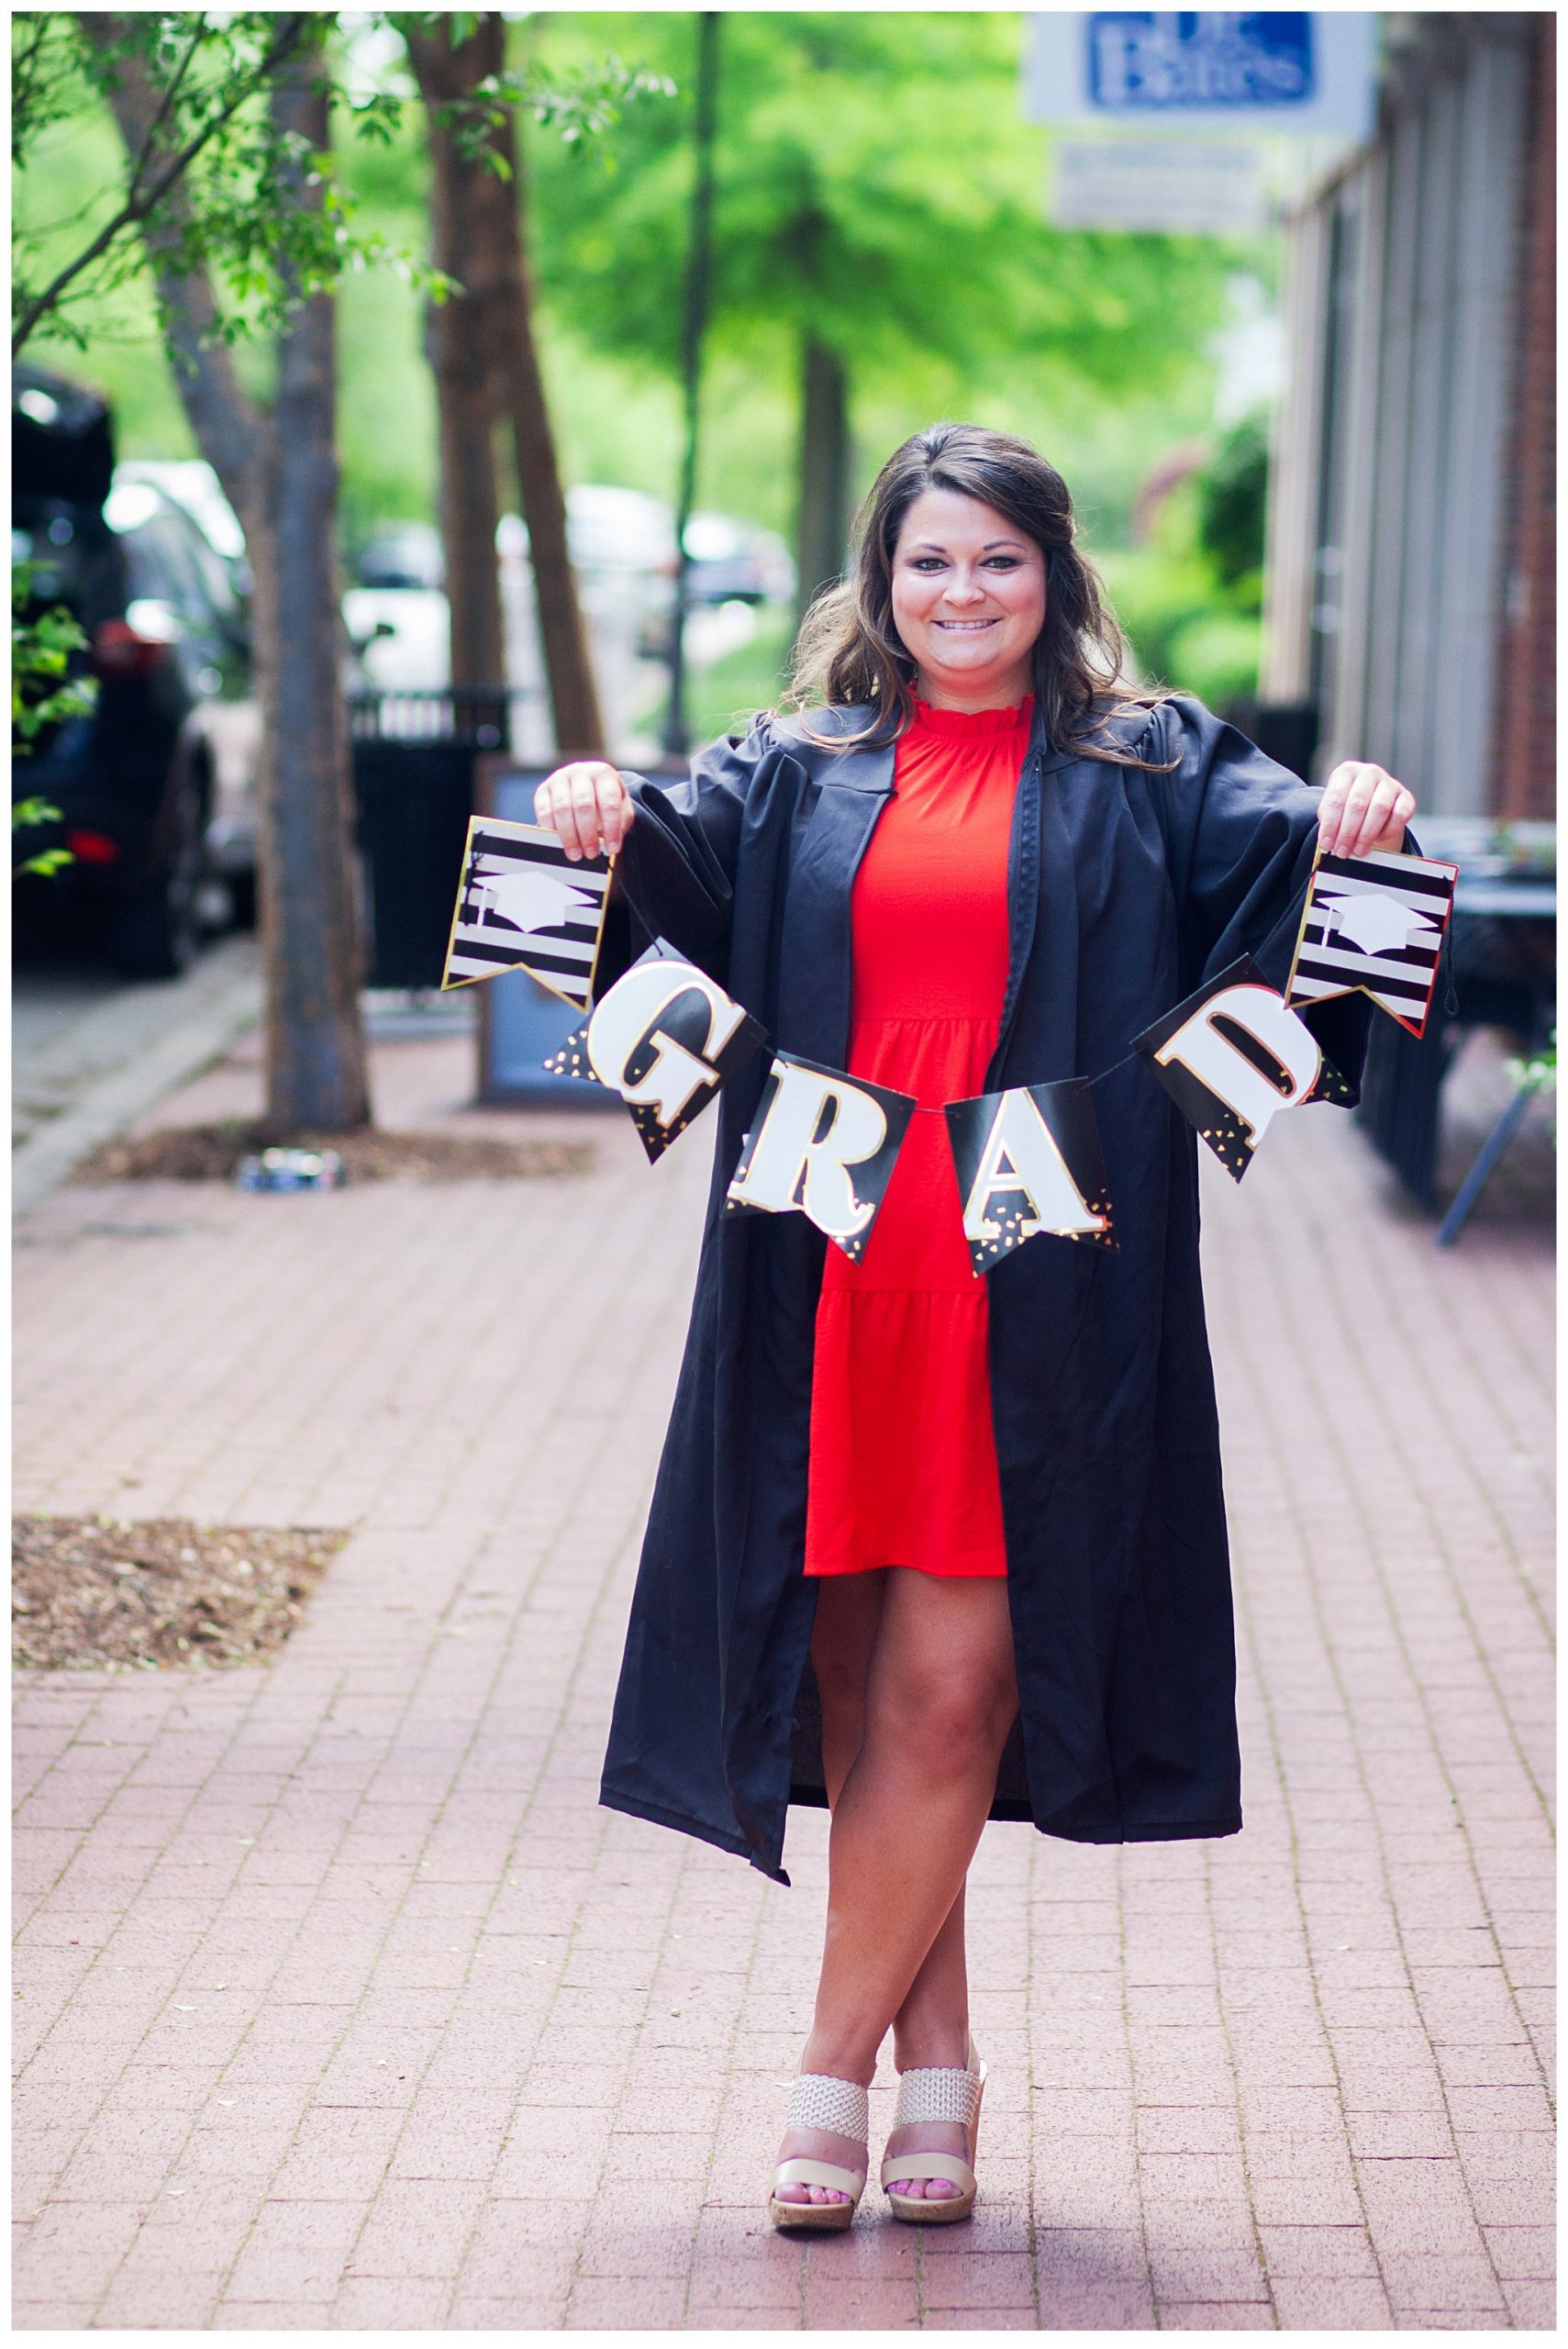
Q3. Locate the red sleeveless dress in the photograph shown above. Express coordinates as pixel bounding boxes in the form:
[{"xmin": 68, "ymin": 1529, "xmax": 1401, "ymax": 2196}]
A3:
[{"xmin": 803, "ymin": 696, "xmax": 1029, "ymax": 1581}]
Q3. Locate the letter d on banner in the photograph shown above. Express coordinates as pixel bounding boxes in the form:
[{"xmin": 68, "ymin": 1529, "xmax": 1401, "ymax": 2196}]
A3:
[
  {"xmin": 1132, "ymin": 954, "xmax": 1355, "ymax": 1182},
  {"xmin": 725, "ymin": 1053, "xmax": 916, "ymax": 1261}
]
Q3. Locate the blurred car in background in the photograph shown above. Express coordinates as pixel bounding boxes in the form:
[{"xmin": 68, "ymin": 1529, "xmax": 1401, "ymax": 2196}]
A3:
[
  {"xmin": 346, "ymin": 491, "xmax": 795, "ymax": 693},
  {"xmin": 683, "ymin": 510, "xmax": 795, "ymax": 609},
  {"xmin": 13, "ymin": 366, "xmax": 261, "ymax": 974},
  {"xmin": 114, "ymin": 457, "xmax": 250, "ymax": 574}
]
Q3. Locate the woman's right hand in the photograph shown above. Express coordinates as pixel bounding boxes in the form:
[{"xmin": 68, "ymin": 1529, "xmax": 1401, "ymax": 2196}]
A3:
[{"xmin": 533, "ymin": 761, "xmax": 636, "ymax": 862}]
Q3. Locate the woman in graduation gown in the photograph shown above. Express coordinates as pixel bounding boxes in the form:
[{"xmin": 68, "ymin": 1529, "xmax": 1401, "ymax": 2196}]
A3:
[{"xmin": 534, "ymin": 424, "xmax": 1416, "ymax": 2232}]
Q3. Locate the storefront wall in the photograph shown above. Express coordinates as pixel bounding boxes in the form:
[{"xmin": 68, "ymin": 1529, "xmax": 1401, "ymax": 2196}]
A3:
[{"xmin": 1263, "ymin": 14, "xmax": 1551, "ymax": 817}]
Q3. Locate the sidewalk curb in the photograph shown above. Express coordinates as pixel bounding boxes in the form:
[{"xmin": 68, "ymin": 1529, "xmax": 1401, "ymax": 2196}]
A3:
[{"xmin": 12, "ymin": 958, "xmax": 263, "ymax": 1219}]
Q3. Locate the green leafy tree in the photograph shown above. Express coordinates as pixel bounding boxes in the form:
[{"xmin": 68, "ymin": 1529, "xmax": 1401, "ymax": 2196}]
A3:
[
  {"xmin": 524, "ymin": 10, "xmax": 1238, "ymax": 613},
  {"xmin": 13, "ymin": 12, "xmax": 654, "ymax": 1122},
  {"xmin": 395, "ymin": 14, "xmax": 670, "ymax": 753},
  {"xmin": 12, "ymin": 563, "xmax": 96, "ymax": 878},
  {"xmin": 1197, "ymin": 412, "xmax": 1269, "ymax": 604}
]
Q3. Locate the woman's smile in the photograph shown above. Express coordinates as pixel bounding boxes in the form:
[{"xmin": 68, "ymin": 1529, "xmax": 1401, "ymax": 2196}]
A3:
[{"xmin": 889, "ymin": 485, "xmax": 1047, "ymax": 709}]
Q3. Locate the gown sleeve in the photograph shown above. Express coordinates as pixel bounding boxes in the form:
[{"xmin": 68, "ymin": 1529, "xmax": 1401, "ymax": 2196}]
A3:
[
  {"xmin": 1147, "ymin": 692, "xmax": 1376, "ymax": 1094},
  {"xmin": 610, "ymin": 716, "xmax": 775, "ymax": 977}
]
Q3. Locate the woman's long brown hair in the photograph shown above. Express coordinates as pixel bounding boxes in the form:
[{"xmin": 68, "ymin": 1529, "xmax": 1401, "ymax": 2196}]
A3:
[{"xmin": 784, "ymin": 420, "xmax": 1172, "ymax": 764}]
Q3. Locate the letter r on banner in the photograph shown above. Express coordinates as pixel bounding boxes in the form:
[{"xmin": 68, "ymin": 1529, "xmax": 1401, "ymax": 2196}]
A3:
[{"xmin": 725, "ymin": 1053, "xmax": 916, "ymax": 1262}]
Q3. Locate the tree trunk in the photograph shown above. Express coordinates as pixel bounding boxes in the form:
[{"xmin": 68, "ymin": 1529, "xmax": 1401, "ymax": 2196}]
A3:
[
  {"xmin": 407, "ymin": 15, "xmax": 605, "ymax": 756},
  {"xmin": 84, "ymin": 13, "xmax": 371, "ymax": 1133},
  {"xmin": 257, "ymin": 46, "xmax": 371, "ymax": 1131},
  {"xmin": 493, "ymin": 142, "xmax": 606, "ymax": 759},
  {"xmin": 406, "ymin": 17, "xmax": 508, "ymax": 699},
  {"xmin": 795, "ymin": 335, "xmax": 853, "ymax": 629}
]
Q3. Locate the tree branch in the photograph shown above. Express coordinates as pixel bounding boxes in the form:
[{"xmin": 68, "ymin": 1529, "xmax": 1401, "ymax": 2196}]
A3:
[
  {"xmin": 11, "ymin": 16, "xmax": 53, "ymax": 143},
  {"xmin": 117, "ymin": 13, "xmax": 208, "ymax": 214},
  {"xmin": 84, "ymin": 20, "xmax": 268, "ymax": 528},
  {"xmin": 13, "ymin": 12, "xmax": 309, "ymax": 353}
]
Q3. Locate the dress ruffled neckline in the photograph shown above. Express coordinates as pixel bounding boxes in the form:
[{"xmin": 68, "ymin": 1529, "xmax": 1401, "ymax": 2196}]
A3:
[{"xmin": 909, "ymin": 695, "xmax": 1033, "ymax": 740}]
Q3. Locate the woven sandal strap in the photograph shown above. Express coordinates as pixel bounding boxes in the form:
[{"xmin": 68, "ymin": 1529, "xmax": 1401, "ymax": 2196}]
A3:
[
  {"xmin": 892, "ymin": 2064, "xmax": 982, "ymax": 2131},
  {"xmin": 774, "ymin": 2157, "xmax": 864, "ymax": 2198},
  {"xmin": 880, "ymin": 2151, "xmax": 977, "ymax": 2194},
  {"xmin": 787, "ymin": 2072, "xmax": 869, "ymax": 2138}
]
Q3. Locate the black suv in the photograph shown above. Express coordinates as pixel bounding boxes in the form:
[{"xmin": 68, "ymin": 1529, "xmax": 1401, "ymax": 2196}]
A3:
[{"xmin": 13, "ymin": 364, "xmax": 259, "ymax": 976}]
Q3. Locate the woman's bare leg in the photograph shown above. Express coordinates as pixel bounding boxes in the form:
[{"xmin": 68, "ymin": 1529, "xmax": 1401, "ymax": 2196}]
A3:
[
  {"xmin": 773, "ymin": 1569, "xmax": 1016, "ymax": 2206},
  {"xmin": 771, "ymin": 1571, "xmax": 884, "ymax": 2208}
]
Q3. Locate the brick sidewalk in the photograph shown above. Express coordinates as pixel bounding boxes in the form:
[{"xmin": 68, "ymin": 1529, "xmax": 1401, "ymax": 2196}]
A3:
[{"xmin": 13, "ymin": 1030, "xmax": 1554, "ymax": 2329}]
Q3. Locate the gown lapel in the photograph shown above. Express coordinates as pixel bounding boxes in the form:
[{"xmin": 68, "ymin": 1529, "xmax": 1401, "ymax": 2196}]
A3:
[{"xmin": 774, "ymin": 728, "xmax": 895, "ymax": 1065}]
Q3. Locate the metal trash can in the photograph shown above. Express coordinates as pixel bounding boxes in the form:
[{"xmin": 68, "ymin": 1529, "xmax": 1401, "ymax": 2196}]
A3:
[{"xmin": 350, "ymin": 688, "xmax": 512, "ymax": 990}]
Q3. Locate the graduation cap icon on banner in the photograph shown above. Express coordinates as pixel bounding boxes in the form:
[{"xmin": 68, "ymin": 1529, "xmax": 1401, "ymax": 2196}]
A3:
[
  {"xmin": 1132, "ymin": 955, "xmax": 1356, "ymax": 1183},
  {"xmin": 1284, "ymin": 842, "xmax": 1458, "ymax": 1039},
  {"xmin": 441, "ymin": 815, "xmax": 612, "ymax": 1008},
  {"xmin": 542, "ymin": 941, "xmax": 767, "ymax": 1164},
  {"xmin": 944, "ymin": 1079, "xmax": 1116, "ymax": 1275},
  {"xmin": 724, "ymin": 1052, "xmax": 916, "ymax": 1262}
]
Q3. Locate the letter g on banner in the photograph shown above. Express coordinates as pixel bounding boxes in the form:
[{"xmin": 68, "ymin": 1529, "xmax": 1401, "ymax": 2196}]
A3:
[
  {"xmin": 543, "ymin": 941, "xmax": 766, "ymax": 1163},
  {"xmin": 1132, "ymin": 953, "xmax": 1356, "ymax": 1181},
  {"xmin": 725, "ymin": 1053, "xmax": 917, "ymax": 1261}
]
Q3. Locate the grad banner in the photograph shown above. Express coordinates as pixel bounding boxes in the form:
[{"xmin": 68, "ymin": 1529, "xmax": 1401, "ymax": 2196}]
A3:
[
  {"xmin": 944, "ymin": 1079, "xmax": 1116, "ymax": 1275},
  {"xmin": 542, "ymin": 940, "xmax": 766, "ymax": 1163},
  {"xmin": 1131, "ymin": 955, "xmax": 1355, "ymax": 1182},
  {"xmin": 1284, "ymin": 841, "xmax": 1458, "ymax": 1038},
  {"xmin": 724, "ymin": 1053, "xmax": 916, "ymax": 1263},
  {"xmin": 442, "ymin": 815, "xmax": 612, "ymax": 1006}
]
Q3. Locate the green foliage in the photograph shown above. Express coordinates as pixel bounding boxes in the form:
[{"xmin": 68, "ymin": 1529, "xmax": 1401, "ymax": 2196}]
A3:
[
  {"xmin": 12, "ymin": 800, "xmax": 73, "ymax": 880},
  {"xmin": 12, "ymin": 15, "xmax": 420, "ymax": 355},
  {"xmin": 391, "ymin": 40, "xmax": 675, "ymax": 172},
  {"xmin": 525, "ymin": 11, "xmax": 1235, "ymax": 403},
  {"xmin": 1196, "ymin": 412, "xmax": 1269, "ymax": 602},
  {"xmin": 11, "ymin": 12, "xmax": 666, "ymax": 360},
  {"xmin": 13, "ymin": 564, "xmax": 90, "ymax": 873},
  {"xmin": 1097, "ymin": 413, "xmax": 1273, "ymax": 707},
  {"xmin": 12, "ymin": 562, "xmax": 97, "ymax": 784},
  {"xmin": 1507, "ymin": 1030, "xmax": 1556, "ymax": 1094},
  {"xmin": 1506, "ymin": 1028, "xmax": 1557, "ymax": 1147}
]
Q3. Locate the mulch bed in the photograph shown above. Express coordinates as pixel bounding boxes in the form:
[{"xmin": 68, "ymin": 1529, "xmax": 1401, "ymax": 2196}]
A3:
[
  {"xmin": 12, "ymin": 1516, "xmax": 349, "ymax": 1673},
  {"xmin": 73, "ymin": 1120, "xmax": 594, "ymax": 1185}
]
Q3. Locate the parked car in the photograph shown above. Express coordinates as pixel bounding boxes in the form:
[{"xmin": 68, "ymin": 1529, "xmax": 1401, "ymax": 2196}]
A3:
[
  {"xmin": 342, "ymin": 491, "xmax": 795, "ymax": 713},
  {"xmin": 12, "ymin": 366, "xmax": 260, "ymax": 974},
  {"xmin": 683, "ymin": 509, "xmax": 796, "ymax": 608}
]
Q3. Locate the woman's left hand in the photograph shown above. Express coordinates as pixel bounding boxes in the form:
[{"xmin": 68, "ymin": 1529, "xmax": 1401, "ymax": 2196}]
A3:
[{"xmin": 1317, "ymin": 761, "xmax": 1418, "ymax": 858}]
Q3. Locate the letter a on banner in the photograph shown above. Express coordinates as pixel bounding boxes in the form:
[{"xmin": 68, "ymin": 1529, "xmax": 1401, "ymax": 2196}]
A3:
[
  {"xmin": 542, "ymin": 940, "xmax": 766, "ymax": 1163},
  {"xmin": 1132, "ymin": 955, "xmax": 1355, "ymax": 1182},
  {"xmin": 725, "ymin": 1053, "xmax": 916, "ymax": 1261},
  {"xmin": 944, "ymin": 1080, "xmax": 1115, "ymax": 1275}
]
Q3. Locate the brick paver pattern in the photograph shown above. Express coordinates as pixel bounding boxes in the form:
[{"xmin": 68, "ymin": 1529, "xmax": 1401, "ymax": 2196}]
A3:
[{"xmin": 13, "ymin": 1058, "xmax": 1553, "ymax": 2329}]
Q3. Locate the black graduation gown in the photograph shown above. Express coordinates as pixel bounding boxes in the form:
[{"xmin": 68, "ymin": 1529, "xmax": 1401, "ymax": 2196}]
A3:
[{"xmin": 595, "ymin": 693, "xmax": 1373, "ymax": 1885}]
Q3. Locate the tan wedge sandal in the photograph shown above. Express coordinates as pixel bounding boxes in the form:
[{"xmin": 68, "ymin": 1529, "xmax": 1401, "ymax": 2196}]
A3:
[
  {"xmin": 768, "ymin": 2072, "xmax": 869, "ymax": 2233},
  {"xmin": 880, "ymin": 2040, "xmax": 986, "ymax": 2224}
]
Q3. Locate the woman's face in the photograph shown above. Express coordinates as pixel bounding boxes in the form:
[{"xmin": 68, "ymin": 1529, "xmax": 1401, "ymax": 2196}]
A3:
[{"xmin": 889, "ymin": 486, "xmax": 1047, "ymax": 710}]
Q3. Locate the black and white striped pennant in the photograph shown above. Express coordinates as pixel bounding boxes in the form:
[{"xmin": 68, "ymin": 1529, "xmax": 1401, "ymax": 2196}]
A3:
[
  {"xmin": 441, "ymin": 816, "xmax": 612, "ymax": 1008},
  {"xmin": 1284, "ymin": 844, "xmax": 1458, "ymax": 1039}
]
